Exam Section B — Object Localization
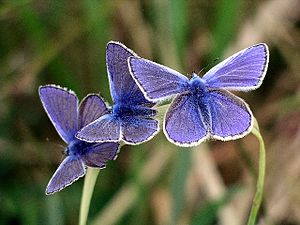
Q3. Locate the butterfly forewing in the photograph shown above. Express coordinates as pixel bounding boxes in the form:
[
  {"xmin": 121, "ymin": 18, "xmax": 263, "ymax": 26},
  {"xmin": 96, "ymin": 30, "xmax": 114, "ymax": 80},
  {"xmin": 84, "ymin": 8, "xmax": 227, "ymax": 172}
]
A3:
[
  {"xmin": 106, "ymin": 42, "xmax": 152, "ymax": 105},
  {"xmin": 129, "ymin": 57, "xmax": 189, "ymax": 101},
  {"xmin": 39, "ymin": 85, "xmax": 78, "ymax": 143},
  {"xmin": 203, "ymin": 43, "xmax": 269, "ymax": 91},
  {"xmin": 46, "ymin": 156, "xmax": 85, "ymax": 195}
]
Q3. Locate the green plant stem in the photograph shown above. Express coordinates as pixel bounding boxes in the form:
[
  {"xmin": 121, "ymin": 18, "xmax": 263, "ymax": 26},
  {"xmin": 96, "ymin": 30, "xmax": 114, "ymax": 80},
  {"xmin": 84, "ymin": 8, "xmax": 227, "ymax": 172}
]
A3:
[
  {"xmin": 247, "ymin": 119, "xmax": 266, "ymax": 225},
  {"xmin": 79, "ymin": 168, "xmax": 100, "ymax": 225}
]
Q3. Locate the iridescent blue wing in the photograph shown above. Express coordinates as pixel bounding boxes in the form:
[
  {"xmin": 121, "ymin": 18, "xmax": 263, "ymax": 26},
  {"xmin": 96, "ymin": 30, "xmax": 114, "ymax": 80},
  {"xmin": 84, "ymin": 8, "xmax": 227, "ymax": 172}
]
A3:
[
  {"xmin": 207, "ymin": 90, "xmax": 253, "ymax": 140},
  {"xmin": 203, "ymin": 43, "xmax": 269, "ymax": 91},
  {"xmin": 46, "ymin": 156, "xmax": 85, "ymax": 195},
  {"xmin": 106, "ymin": 41, "xmax": 152, "ymax": 105},
  {"xmin": 39, "ymin": 85, "xmax": 78, "ymax": 143},
  {"xmin": 164, "ymin": 94, "xmax": 209, "ymax": 147},
  {"xmin": 121, "ymin": 117, "xmax": 159, "ymax": 145},
  {"xmin": 128, "ymin": 57, "xmax": 189, "ymax": 101},
  {"xmin": 76, "ymin": 114, "xmax": 121, "ymax": 142},
  {"xmin": 81, "ymin": 142, "xmax": 120, "ymax": 168},
  {"xmin": 79, "ymin": 94, "xmax": 109, "ymax": 129}
]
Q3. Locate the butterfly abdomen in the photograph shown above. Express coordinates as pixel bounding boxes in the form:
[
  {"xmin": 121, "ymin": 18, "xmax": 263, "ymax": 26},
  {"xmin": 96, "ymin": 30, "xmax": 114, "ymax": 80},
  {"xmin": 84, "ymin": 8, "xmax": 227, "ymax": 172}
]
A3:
[{"xmin": 112, "ymin": 103, "xmax": 156, "ymax": 119}]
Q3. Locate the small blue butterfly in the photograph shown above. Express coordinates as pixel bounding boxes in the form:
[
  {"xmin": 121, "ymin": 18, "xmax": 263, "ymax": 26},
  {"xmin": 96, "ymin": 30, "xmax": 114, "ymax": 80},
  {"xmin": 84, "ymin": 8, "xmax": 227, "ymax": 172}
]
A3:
[
  {"xmin": 76, "ymin": 41, "xmax": 159, "ymax": 145},
  {"xmin": 128, "ymin": 43, "xmax": 269, "ymax": 146},
  {"xmin": 39, "ymin": 85, "xmax": 119, "ymax": 194}
]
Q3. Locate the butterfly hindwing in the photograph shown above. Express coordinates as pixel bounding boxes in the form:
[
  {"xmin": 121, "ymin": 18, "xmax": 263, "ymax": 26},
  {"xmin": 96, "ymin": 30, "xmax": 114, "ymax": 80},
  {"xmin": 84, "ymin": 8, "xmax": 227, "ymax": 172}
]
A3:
[
  {"xmin": 79, "ymin": 94, "xmax": 109, "ymax": 128},
  {"xmin": 207, "ymin": 89, "xmax": 253, "ymax": 140},
  {"xmin": 76, "ymin": 114, "xmax": 121, "ymax": 142},
  {"xmin": 121, "ymin": 117, "xmax": 159, "ymax": 145},
  {"xmin": 203, "ymin": 43, "xmax": 269, "ymax": 91},
  {"xmin": 128, "ymin": 57, "xmax": 189, "ymax": 101},
  {"xmin": 39, "ymin": 85, "xmax": 78, "ymax": 143},
  {"xmin": 46, "ymin": 156, "xmax": 85, "ymax": 195},
  {"xmin": 164, "ymin": 94, "xmax": 208, "ymax": 146},
  {"xmin": 81, "ymin": 142, "xmax": 120, "ymax": 168}
]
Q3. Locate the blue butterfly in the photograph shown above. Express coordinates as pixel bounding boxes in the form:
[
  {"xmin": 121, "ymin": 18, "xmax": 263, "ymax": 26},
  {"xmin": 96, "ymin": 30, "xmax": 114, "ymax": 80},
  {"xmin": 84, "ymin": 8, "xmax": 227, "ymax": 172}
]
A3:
[
  {"xmin": 128, "ymin": 43, "xmax": 269, "ymax": 146},
  {"xmin": 39, "ymin": 85, "xmax": 119, "ymax": 194},
  {"xmin": 76, "ymin": 41, "xmax": 159, "ymax": 145}
]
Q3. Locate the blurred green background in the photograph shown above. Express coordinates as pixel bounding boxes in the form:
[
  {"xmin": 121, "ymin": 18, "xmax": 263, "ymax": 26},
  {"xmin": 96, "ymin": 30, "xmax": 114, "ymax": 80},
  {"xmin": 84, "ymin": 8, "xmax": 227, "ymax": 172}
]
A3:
[{"xmin": 0, "ymin": 0, "xmax": 300, "ymax": 225}]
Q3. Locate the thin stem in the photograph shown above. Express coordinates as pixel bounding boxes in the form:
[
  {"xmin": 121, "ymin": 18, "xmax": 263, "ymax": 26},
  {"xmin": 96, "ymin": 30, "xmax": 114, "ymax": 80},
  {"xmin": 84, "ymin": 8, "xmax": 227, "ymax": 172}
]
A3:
[
  {"xmin": 247, "ymin": 119, "xmax": 266, "ymax": 225},
  {"xmin": 91, "ymin": 147, "xmax": 172, "ymax": 225},
  {"xmin": 79, "ymin": 168, "xmax": 100, "ymax": 225},
  {"xmin": 236, "ymin": 141, "xmax": 257, "ymax": 178}
]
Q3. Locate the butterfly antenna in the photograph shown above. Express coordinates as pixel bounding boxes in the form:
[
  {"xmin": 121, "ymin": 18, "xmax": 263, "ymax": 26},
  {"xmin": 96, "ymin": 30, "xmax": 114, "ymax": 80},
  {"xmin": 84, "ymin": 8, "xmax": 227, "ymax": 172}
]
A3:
[
  {"xmin": 45, "ymin": 138, "xmax": 67, "ymax": 158},
  {"xmin": 197, "ymin": 58, "xmax": 219, "ymax": 76},
  {"xmin": 46, "ymin": 138, "xmax": 66, "ymax": 151},
  {"xmin": 54, "ymin": 143, "xmax": 66, "ymax": 151}
]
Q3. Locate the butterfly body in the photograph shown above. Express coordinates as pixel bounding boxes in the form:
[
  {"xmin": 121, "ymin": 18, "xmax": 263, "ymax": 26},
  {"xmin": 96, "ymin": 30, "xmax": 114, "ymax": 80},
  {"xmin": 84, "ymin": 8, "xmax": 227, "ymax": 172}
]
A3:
[
  {"xmin": 112, "ymin": 104, "xmax": 155, "ymax": 119},
  {"xmin": 76, "ymin": 42, "xmax": 159, "ymax": 145},
  {"xmin": 129, "ymin": 43, "xmax": 269, "ymax": 146},
  {"xmin": 39, "ymin": 85, "xmax": 120, "ymax": 194},
  {"xmin": 65, "ymin": 139, "xmax": 91, "ymax": 157}
]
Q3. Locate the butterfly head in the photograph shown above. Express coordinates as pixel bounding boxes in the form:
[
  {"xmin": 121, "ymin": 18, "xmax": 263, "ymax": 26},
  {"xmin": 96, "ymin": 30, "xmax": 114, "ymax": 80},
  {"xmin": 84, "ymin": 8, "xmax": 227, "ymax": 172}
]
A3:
[
  {"xmin": 189, "ymin": 74, "xmax": 208, "ymax": 97},
  {"xmin": 66, "ymin": 139, "xmax": 91, "ymax": 157}
]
